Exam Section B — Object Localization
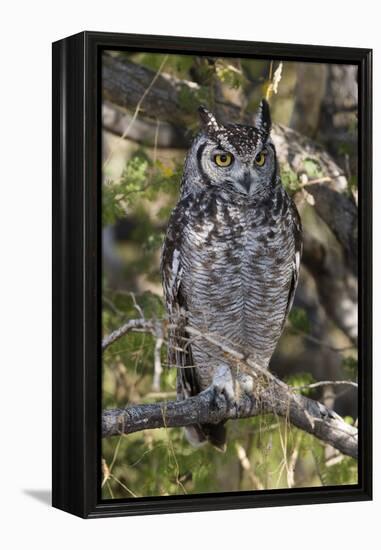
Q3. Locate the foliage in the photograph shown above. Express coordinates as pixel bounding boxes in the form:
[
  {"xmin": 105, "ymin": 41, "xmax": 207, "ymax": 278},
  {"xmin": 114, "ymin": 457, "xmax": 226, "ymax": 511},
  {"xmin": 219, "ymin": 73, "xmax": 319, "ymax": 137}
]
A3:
[
  {"xmin": 102, "ymin": 52, "xmax": 358, "ymax": 499},
  {"xmin": 288, "ymin": 307, "xmax": 311, "ymax": 333},
  {"xmin": 280, "ymin": 164, "xmax": 300, "ymax": 193},
  {"xmin": 103, "ymin": 150, "xmax": 182, "ymax": 227},
  {"xmin": 285, "ymin": 372, "xmax": 316, "ymax": 396},
  {"xmin": 214, "ymin": 60, "xmax": 246, "ymax": 89},
  {"xmin": 177, "ymin": 84, "xmax": 210, "ymax": 115},
  {"xmin": 303, "ymin": 158, "xmax": 324, "ymax": 179},
  {"xmin": 102, "ymin": 287, "xmax": 357, "ymax": 499}
]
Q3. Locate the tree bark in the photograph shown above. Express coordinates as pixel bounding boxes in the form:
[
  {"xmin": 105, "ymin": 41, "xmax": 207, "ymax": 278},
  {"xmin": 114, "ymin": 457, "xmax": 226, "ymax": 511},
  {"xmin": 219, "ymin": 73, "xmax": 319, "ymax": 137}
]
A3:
[
  {"xmin": 102, "ymin": 319, "xmax": 358, "ymax": 459},
  {"xmin": 102, "ymin": 381, "xmax": 358, "ymax": 459},
  {"xmin": 101, "ymin": 56, "xmax": 359, "ymax": 455},
  {"xmin": 102, "ymin": 54, "xmax": 357, "ymax": 264}
]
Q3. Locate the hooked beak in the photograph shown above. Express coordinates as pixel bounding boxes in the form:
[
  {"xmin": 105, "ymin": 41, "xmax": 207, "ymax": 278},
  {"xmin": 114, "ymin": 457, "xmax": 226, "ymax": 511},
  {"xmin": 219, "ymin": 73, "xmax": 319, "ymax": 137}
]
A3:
[{"xmin": 237, "ymin": 170, "xmax": 254, "ymax": 194}]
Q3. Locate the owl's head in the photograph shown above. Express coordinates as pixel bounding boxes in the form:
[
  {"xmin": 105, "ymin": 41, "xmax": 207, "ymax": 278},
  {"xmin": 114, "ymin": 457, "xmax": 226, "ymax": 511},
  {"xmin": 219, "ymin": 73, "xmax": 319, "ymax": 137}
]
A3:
[{"xmin": 183, "ymin": 99, "xmax": 278, "ymax": 199}]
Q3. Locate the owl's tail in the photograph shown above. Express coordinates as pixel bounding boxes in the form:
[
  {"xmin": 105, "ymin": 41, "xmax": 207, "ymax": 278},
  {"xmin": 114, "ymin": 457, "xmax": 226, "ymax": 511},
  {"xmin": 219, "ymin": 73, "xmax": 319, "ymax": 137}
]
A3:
[{"xmin": 184, "ymin": 423, "xmax": 227, "ymax": 452}]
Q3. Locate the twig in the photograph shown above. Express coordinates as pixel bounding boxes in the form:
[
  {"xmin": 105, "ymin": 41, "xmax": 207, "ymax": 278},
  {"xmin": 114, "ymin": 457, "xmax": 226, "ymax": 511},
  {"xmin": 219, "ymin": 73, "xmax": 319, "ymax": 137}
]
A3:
[
  {"xmin": 152, "ymin": 322, "xmax": 164, "ymax": 392},
  {"xmin": 184, "ymin": 324, "xmax": 315, "ymax": 429},
  {"xmin": 287, "ymin": 431, "xmax": 303, "ymax": 488},
  {"xmin": 235, "ymin": 442, "xmax": 264, "ymax": 490},
  {"xmin": 102, "ymin": 383, "xmax": 358, "ymax": 459},
  {"xmin": 109, "ymin": 473, "xmax": 138, "ymax": 498},
  {"xmin": 299, "ymin": 176, "xmax": 333, "ymax": 187},
  {"xmin": 101, "ymin": 458, "xmax": 111, "ymax": 488},
  {"xmin": 102, "ymin": 319, "xmax": 155, "ymax": 350},
  {"xmin": 294, "ymin": 380, "xmax": 358, "ymax": 391},
  {"xmin": 102, "ymin": 319, "xmax": 358, "ymax": 459},
  {"xmin": 325, "ymin": 453, "xmax": 345, "ymax": 467},
  {"xmin": 102, "ymin": 295, "xmax": 126, "ymax": 318},
  {"xmin": 103, "ymin": 316, "xmax": 355, "ymax": 359},
  {"xmin": 130, "ymin": 292, "xmax": 145, "ymax": 319}
]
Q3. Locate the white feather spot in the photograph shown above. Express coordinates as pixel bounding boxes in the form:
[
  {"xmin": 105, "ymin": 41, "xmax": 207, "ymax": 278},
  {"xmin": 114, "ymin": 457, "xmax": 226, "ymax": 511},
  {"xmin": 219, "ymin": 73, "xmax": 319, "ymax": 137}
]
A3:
[
  {"xmin": 172, "ymin": 249, "xmax": 180, "ymax": 276},
  {"xmin": 295, "ymin": 251, "xmax": 300, "ymax": 272}
]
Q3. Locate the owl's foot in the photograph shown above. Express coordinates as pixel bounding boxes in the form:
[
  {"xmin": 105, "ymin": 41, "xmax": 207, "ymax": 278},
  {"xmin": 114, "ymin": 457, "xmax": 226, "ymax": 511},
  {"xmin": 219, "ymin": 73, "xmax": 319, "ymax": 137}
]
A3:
[
  {"xmin": 212, "ymin": 365, "xmax": 235, "ymax": 399},
  {"xmin": 211, "ymin": 365, "xmax": 236, "ymax": 414},
  {"xmin": 317, "ymin": 401, "xmax": 341, "ymax": 420},
  {"xmin": 235, "ymin": 372, "xmax": 257, "ymax": 416},
  {"xmin": 210, "ymin": 367, "xmax": 256, "ymax": 417}
]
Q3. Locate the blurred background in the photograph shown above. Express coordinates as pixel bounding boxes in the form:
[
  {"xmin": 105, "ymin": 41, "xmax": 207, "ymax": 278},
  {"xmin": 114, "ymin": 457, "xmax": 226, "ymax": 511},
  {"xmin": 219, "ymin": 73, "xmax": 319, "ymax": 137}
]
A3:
[{"xmin": 101, "ymin": 51, "xmax": 358, "ymax": 499}]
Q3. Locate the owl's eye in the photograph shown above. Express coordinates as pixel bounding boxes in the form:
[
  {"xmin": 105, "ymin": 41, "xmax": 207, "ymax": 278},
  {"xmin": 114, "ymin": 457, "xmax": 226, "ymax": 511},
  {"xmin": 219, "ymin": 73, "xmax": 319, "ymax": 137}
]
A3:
[
  {"xmin": 214, "ymin": 152, "xmax": 234, "ymax": 167},
  {"xmin": 254, "ymin": 150, "xmax": 267, "ymax": 167}
]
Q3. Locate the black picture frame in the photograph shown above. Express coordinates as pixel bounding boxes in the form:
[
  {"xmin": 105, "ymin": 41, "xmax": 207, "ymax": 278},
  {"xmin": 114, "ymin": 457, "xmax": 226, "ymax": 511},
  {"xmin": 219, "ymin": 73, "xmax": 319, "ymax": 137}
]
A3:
[{"xmin": 52, "ymin": 31, "xmax": 372, "ymax": 519}]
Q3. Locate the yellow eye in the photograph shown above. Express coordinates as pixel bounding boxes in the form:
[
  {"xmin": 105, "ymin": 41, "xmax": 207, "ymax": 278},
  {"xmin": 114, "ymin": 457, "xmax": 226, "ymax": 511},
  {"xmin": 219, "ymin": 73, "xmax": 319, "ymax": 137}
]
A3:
[
  {"xmin": 214, "ymin": 152, "xmax": 233, "ymax": 167},
  {"xmin": 255, "ymin": 150, "xmax": 267, "ymax": 166}
]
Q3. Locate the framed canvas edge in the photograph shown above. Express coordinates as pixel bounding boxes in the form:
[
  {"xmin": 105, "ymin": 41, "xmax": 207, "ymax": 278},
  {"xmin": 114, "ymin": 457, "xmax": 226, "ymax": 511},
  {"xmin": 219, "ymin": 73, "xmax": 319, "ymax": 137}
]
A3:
[{"xmin": 52, "ymin": 31, "xmax": 373, "ymax": 519}]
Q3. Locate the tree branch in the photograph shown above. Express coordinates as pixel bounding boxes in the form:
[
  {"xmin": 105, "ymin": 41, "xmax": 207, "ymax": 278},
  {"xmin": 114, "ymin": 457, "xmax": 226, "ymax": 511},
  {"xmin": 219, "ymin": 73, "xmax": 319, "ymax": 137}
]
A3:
[
  {"xmin": 101, "ymin": 54, "xmax": 349, "ymax": 192},
  {"xmin": 102, "ymin": 319, "xmax": 155, "ymax": 350},
  {"xmin": 102, "ymin": 381, "xmax": 357, "ymax": 459},
  {"xmin": 102, "ymin": 101, "xmax": 189, "ymax": 148},
  {"xmin": 102, "ymin": 319, "xmax": 358, "ymax": 459},
  {"xmin": 102, "ymin": 53, "xmax": 357, "ymax": 276},
  {"xmin": 101, "ymin": 53, "xmax": 358, "ymax": 459}
]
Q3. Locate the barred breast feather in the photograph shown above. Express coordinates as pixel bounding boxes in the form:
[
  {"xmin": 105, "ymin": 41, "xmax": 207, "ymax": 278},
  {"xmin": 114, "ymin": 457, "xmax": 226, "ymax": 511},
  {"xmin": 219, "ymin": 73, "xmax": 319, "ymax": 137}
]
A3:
[
  {"xmin": 161, "ymin": 184, "xmax": 302, "ymax": 395},
  {"xmin": 161, "ymin": 100, "xmax": 302, "ymax": 450}
]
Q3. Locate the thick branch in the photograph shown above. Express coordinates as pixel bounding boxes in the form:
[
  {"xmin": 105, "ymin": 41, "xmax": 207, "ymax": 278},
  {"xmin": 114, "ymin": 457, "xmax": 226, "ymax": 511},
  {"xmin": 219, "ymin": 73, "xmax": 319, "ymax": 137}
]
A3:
[
  {"xmin": 102, "ymin": 55, "xmax": 348, "ymax": 188},
  {"xmin": 103, "ymin": 54, "xmax": 198, "ymax": 128},
  {"xmin": 102, "ymin": 101, "xmax": 189, "ymax": 148},
  {"xmin": 102, "ymin": 382, "xmax": 357, "ymax": 459},
  {"xmin": 102, "ymin": 320, "xmax": 358, "ymax": 458},
  {"xmin": 101, "ymin": 53, "xmax": 359, "ymax": 459}
]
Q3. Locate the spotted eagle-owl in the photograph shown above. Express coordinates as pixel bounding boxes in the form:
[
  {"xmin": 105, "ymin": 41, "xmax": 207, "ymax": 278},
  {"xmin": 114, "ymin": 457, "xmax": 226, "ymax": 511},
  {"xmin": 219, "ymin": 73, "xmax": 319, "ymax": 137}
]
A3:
[{"xmin": 161, "ymin": 100, "xmax": 302, "ymax": 451}]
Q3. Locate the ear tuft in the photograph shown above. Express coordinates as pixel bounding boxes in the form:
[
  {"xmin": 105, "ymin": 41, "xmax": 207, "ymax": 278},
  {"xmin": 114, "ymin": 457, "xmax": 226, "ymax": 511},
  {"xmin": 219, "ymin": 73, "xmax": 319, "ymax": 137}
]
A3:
[
  {"xmin": 255, "ymin": 99, "xmax": 272, "ymax": 136},
  {"xmin": 198, "ymin": 105, "xmax": 220, "ymax": 132}
]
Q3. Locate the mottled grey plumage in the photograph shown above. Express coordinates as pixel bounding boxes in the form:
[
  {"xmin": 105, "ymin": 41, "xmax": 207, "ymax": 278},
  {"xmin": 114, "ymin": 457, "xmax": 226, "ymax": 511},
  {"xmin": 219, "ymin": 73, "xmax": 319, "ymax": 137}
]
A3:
[{"xmin": 161, "ymin": 100, "xmax": 302, "ymax": 450}]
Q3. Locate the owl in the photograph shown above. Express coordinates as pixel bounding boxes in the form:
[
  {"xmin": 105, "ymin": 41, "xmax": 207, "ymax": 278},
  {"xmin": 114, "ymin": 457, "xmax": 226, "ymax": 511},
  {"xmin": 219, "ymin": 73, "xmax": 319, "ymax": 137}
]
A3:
[{"xmin": 161, "ymin": 100, "xmax": 302, "ymax": 451}]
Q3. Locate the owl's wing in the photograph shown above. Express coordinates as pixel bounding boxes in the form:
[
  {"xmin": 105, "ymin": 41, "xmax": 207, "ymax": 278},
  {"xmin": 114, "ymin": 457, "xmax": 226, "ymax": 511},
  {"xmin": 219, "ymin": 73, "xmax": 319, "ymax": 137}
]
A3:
[
  {"xmin": 161, "ymin": 215, "xmax": 201, "ymax": 400},
  {"xmin": 278, "ymin": 199, "xmax": 303, "ymax": 334},
  {"xmin": 284, "ymin": 200, "xmax": 303, "ymax": 322}
]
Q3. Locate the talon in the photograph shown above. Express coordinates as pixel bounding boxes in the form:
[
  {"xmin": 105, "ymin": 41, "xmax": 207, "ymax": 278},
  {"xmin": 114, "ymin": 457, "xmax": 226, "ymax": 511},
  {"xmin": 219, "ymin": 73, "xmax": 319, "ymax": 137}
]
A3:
[
  {"xmin": 211, "ymin": 365, "xmax": 237, "ymax": 412},
  {"xmin": 212, "ymin": 385, "xmax": 229, "ymax": 414},
  {"xmin": 237, "ymin": 372, "xmax": 255, "ymax": 394},
  {"xmin": 318, "ymin": 402, "xmax": 339, "ymax": 420}
]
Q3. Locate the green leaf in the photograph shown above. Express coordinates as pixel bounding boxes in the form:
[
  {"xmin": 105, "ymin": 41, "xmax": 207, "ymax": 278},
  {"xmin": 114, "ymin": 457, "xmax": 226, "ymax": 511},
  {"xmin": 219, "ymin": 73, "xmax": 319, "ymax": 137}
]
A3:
[
  {"xmin": 285, "ymin": 372, "xmax": 316, "ymax": 396},
  {"xmin": 280, "ymin": 165, "xmax": 300, "ymax": 193},
  {"xmin": 215, "ymin": 61, "xmax": 245, "ymax": 89},
  {"xmin": 288, "ymin": 307, "xmax": 310, "ymax": 333},
  {"xmin": 303, "ymin": 158, "xmax": 323, "ymax": 179}
]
